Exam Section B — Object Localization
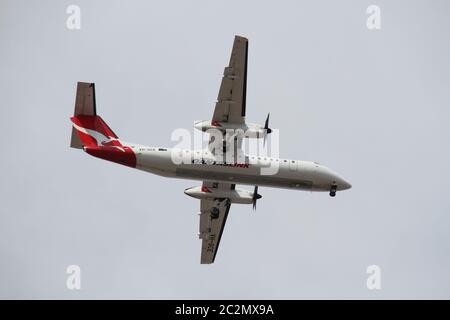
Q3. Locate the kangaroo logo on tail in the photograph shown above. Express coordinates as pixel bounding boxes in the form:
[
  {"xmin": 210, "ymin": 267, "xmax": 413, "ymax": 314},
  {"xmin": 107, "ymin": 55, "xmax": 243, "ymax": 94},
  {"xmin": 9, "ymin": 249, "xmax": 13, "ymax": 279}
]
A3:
[{"xmin": 71, "ymin": 116, "xmax": 125, "ymax": 152}]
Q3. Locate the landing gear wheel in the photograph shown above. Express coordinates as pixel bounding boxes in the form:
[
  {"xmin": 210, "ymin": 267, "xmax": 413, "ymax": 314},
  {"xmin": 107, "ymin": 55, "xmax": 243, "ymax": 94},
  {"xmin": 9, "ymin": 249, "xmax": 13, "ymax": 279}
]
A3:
[
  {"xmin": 210, "ymin": 207, "xmax": 220, "ymax": 219},
  {"xmin": 329, "ymin": 185, "xmax": 337, "ymax": 197}
]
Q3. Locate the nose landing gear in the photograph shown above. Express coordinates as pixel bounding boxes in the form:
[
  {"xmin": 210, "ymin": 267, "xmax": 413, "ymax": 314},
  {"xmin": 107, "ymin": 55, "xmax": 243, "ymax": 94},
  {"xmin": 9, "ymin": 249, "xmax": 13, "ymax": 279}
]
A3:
[{"xmin": 329, "ymin": 185, "xmax": 337, "ymax": 197}]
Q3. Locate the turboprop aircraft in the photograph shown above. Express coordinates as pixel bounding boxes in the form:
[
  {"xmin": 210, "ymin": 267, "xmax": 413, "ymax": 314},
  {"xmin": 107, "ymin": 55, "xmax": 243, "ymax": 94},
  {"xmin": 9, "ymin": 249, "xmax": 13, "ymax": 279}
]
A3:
[{"xmin": 70, "ymin": 36, "xmax": 351, "ymax": 264}]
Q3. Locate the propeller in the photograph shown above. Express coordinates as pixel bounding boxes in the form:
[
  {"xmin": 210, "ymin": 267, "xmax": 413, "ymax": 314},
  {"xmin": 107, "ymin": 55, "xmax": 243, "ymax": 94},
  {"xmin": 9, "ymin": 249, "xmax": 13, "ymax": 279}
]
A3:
[
  {"xmin": 252, "ymin": 185, "xmax": 262, "ymax": 210},
  {"xmin": 263, "ymin": 113, "xmax": 272, "ymax": 146}
]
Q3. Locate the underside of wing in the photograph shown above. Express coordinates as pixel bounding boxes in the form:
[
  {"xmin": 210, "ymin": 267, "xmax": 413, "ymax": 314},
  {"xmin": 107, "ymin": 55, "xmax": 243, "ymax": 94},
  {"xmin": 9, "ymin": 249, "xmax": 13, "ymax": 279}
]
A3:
[
  {"xmin": 212, "ymin": 36, "xmax": 248, "ymax": 124},
  {"xmin": 199, "ymin": 181, "xmax": 234, "ymax": 264}
]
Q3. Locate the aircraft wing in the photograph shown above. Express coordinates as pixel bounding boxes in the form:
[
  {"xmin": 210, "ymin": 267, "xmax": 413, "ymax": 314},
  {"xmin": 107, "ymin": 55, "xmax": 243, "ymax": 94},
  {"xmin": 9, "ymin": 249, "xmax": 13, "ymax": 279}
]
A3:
[
  {"xmin": 198, "ymin": 36, "xmax": 248, "ymax": 264},
  {"xmin": 212, "ymin": 36, "xmax": 248, "ymax": 124},
  {"xmin": 198, "ymin": 181, "xmax": 235, "ymax": 264}
]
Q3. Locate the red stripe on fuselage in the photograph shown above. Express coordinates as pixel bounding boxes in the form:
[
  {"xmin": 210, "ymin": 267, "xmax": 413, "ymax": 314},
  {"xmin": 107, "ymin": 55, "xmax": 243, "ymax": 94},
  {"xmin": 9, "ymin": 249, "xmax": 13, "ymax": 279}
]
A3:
[{"xmin": 85, "ymin": 146, "xmax": 137, "ymax": 168}]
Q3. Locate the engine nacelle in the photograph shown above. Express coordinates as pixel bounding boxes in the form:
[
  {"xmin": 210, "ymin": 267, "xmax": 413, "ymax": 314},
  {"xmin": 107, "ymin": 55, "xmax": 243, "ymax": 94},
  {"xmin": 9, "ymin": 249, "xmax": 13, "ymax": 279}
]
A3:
[
  {"xmin": 184, "ymin": 185, "xmax": 254, "ymax": 204},
  {"xmin": 194, "ymin": 120, "xmax": 269, "ymax": 139}
]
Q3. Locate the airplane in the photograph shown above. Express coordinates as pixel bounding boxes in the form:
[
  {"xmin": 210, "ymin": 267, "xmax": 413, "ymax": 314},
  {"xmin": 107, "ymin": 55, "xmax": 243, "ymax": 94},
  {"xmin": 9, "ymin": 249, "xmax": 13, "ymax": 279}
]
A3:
[{"xmin": 69, "ymin": 35, "xmax": 351, "ymax": 264}]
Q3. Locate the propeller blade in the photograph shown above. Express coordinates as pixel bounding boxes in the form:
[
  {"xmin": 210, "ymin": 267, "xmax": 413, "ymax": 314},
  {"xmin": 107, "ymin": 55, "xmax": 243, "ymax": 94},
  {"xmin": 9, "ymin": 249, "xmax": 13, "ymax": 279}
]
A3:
[
  {"xmin": 252, "ymin": 186, "xmax": 261, "ymax": 210},
  {"xmin": 263, "ymin": 113, "xmax": 272, "ymax": 147},
  {"xmin": 264, "ymin": 113, "xmax": 272, "ymax": 133},
  {"xmin": 264, "ymin": 113, "xmax": 270, "ymax": 129}
]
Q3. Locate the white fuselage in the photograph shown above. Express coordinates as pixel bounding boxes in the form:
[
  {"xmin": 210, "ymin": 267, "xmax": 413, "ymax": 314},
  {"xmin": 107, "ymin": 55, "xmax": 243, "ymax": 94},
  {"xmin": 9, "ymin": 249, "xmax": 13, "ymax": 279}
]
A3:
[{"xmin": 125, "ymin": 145, "xmax": 351, "ymax": 193}]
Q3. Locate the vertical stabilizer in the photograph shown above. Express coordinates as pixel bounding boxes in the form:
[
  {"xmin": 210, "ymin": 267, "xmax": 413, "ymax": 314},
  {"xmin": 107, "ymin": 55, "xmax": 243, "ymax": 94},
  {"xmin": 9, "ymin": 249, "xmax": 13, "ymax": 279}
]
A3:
[{"xmin": 70, "ymin": 82, "xmax": 97, "ymax": 149}]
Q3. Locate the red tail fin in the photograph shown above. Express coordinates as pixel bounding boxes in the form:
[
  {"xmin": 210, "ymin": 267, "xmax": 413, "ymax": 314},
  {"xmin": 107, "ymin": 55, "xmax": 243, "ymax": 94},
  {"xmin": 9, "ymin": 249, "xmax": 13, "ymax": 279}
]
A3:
[
  {"xmin": 71, "ymin": 115, "xmax": 123, "ymax": 148},
  {"xmin": 70, "ymin": 82, "xmax": 136, "ymax": 168},
  {"xmin": 70, "ymin": 82, "xmax": 98, "ymax": 148}
]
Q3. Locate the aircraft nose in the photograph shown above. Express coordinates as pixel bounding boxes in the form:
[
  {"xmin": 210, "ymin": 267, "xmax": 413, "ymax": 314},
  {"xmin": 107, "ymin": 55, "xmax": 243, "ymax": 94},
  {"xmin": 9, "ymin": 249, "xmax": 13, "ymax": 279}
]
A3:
[
  {"xmin": 317, "ymin": 165, "xmax": 352, "ymax": 192},
  {"xmin": 340, "ymin": 179, "xmax": 352, "ymax": 190},
  {"xmin": 326, "ymin": 168, "xmax": 352, "ymax": 191},
  {"xmin": 335, "ymin": 175, "xmax": 352, "ymax": 190}
]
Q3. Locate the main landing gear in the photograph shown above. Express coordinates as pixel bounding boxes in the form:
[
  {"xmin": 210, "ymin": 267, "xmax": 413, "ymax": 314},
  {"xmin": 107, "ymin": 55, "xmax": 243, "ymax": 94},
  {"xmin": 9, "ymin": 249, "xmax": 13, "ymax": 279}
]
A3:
[{"xmin": 329, "ymin": 185, "xmax": 337, "ymax": 197}]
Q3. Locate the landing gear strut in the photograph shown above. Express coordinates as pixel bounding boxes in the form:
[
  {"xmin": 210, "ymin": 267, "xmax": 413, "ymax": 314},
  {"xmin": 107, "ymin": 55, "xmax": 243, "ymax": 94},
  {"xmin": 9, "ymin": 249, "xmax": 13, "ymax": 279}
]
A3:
[{"xmin": 329, "ymin": 185, "xmax": 337, "ymax": 197}]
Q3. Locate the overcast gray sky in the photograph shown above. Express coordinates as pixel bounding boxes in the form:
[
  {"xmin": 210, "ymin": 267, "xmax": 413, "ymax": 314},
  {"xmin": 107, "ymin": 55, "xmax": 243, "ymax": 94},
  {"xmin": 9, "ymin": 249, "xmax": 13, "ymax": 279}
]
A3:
[{"xmin": 1, "ymin": 0, "xmax": 449, "ymax": 299}]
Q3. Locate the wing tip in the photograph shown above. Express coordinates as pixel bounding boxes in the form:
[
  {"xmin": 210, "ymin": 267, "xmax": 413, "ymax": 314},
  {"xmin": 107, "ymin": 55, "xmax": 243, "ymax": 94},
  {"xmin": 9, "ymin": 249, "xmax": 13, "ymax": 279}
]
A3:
[{"xmin": 234, "ymin": 35, "xmax": 248, "ymax": 42}]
